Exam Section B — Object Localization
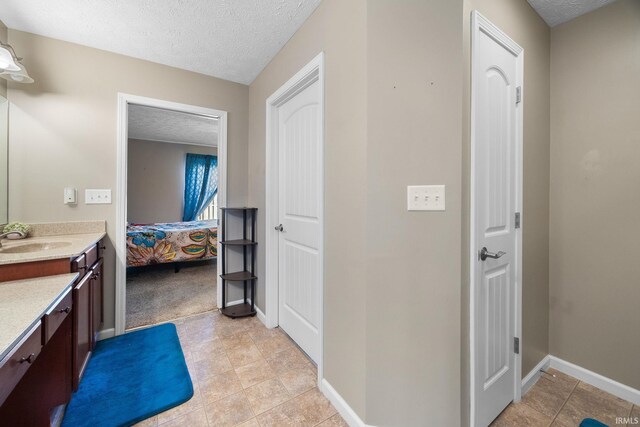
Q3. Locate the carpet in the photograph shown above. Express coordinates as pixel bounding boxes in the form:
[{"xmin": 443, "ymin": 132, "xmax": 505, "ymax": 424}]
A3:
[
  {"xmin": 126, "ymin": 260, "xmax": 217, "ymax": 329},
  {"xmin": 62, "ymin": 323, "xmax": 193, "ymax": 427}
]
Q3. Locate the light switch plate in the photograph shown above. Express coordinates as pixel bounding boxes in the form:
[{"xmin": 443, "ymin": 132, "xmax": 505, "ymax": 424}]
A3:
[
  {"xmin": 85, "ymin": 189, "xmax": 112, "ymax": 204},
  {"xmin": 407, "ymin": 185, "xmax": 446, "ymax": 211}
]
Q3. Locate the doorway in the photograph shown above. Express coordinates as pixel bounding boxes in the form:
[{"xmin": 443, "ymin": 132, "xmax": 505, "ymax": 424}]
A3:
[
  {"xmin": 115, "ymin": 94, "xmax": 228, "ymax": 336},
  {"xmin": 470, "ymin": 11, "xmax": 523, "ymax": 427},
  {"xmin": 265, "ymin": 53, "xmax": 324, "ymax": 377}
]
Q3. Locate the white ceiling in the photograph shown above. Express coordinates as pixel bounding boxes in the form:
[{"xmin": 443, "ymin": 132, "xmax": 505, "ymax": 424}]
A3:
[
  {"xmin": 128, "ymin": 104, "xmax": 219, "ymax": 146},
  {"xmin": 0, "ymin": 0, "xmax": 321, "ymax": 85},
  {"xmin": 527, "ymin": 0, "xmax": 618, "ymax": 27}
]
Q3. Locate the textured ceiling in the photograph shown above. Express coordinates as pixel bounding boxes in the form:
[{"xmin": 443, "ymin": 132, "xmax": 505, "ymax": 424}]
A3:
[
  {"xmin": 128, "ymin": 104, "xmax": 218, "ymax": 146},
  {"xmin": 527, "ymin": 0, "xmax": 618, "ymax": 27},
  {"xmin": 0, "ymin": 0, "xmax": 321, "ymax": 84}
]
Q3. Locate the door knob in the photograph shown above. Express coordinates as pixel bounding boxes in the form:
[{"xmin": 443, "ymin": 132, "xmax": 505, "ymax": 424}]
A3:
[
  {"xmin": 274, "ymin": 224, "xmax": 284, "ymax": 232},
  {"xmin": 479, "ymin": 247, "xmax": 506, "ymax": 261}
]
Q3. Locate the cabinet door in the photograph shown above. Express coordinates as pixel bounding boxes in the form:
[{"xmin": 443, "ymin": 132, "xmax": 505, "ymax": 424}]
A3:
[
  {"xmin": 72, "ymin": 272, "xmax": 92, "ymax": 391},
  {"xmin": 90, "ymin": 259, "xmax": 104, "ymax": 349}
]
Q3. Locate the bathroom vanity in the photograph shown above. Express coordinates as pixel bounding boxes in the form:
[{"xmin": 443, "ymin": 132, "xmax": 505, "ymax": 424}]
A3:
[{"xmin": 0, "ymin": 223, "xmax": 106, "ymax": 425}]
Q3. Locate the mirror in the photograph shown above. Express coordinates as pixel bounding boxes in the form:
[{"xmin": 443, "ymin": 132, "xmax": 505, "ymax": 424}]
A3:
[{"xmin": 0, "ymin": 95, "xmax": 7, "ymax": 225}]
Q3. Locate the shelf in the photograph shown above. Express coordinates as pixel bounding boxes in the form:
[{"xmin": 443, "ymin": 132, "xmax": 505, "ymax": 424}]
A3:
[
  {"xmin": 220, "ymin": 239, "xmax": 257, "ymax": 246},
  {"xmin": 220, "ymin": 271, "xmax": 256, "ymax": 281},
  {"xmin": 220, "ymin": 207, "xmax": 257, "ymax": 319},
  {"xmin": 220, "ymin": 303, "xmax": 256, "ymax": 319}
]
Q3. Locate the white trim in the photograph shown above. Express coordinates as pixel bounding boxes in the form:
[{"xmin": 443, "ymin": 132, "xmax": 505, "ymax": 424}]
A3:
[
  {"xmin": 127, "ymin": 136, "xmax": 219, "ymax": 149},
  {"xmin": 549, "ymin": 356, "xmax": 640, "ymax": 405},
  {"xmin": 319, "ymin": 379, "xmax": 372, "ymax": 427},
  {"xmin": 255, "ymin": 305, "xmax": 267, "ymax": 326},
  {"xmin": 470, "ymin": 10, "xmax": 524, "ymax": 427},
  {"xmin": 521, "ymin": 356, "xmax": 551, "ymax": 396},
  {"xmin": 96, "ymin": 328, "xmax": 115, "ymax": 341},
  {"xmin": 115, "ymin": 93, "xmax": 228, "ymax": 336},
  {"xmin": 265, "ymin": 52, "xmax": 325, "ymax": 384}
]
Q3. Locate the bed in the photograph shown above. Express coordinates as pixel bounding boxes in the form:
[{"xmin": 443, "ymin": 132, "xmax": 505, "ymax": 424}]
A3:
[{"xmin": 126, "ymin": 220, "xmax": 217, "ymax": 267}]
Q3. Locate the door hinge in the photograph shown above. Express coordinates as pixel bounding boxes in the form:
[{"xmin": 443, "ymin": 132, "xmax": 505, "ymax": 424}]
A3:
[
  {"xmin": 514, "ymin": 337, "xmax": 520, "ymax": 354},
  {"xmin": 516, "ymin": 86, "xmax": 522, "ymax": 104},
  {"xmin": 515, "ymin": 212, "xmax": 521, "ymax": 229}
]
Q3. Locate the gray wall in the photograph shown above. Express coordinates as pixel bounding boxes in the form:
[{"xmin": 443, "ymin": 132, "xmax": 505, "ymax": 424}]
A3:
[
  {"xmin": 7, "ymin": 30, "xmax": 249, "ymax": 332},
  {"xmin": 461, "ymin": 1, "xmax": 551, "ymax": 423},
  {"xmin": 127, "ymin": 139, "xmax": 217, "ymax": 224},
  {"xmin": 248, "ymin": 0, "xmax": 369, "ymax": 416},
  {"xmin": 249, "ymin": 0, "xmax": 465, "ymax": 424},
  {"xmin": 0, "ymin": 20, "xmax": 7, "ymax": 97},
  {"xmin": 365, "ymin": 1, "xmax": 463, "ymax": 425},
  {"xmin": 549, "ymin": 0, "xmax": 640, "ymax": 390}
]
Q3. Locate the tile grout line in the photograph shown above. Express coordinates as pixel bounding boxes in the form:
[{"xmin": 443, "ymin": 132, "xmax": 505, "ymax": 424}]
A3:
[
  {"xmin": 518, "ymin": 376, "xmax": 560, "ymax": 424},
  {"xmin": 547, "ymin": 379, "xmax": 580, "ymax": 426},
  {"xmin": 155, "ymin": 312, "xmax": 339, "ymax": 427},
  {"xmin": 226, "ymin": 319, "xmax": 292, "ymax": 424}
]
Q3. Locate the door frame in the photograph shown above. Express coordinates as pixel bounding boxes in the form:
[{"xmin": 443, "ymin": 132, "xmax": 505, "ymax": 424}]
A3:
[
  {"xmin": 115, "ymin": 93, "xmax": 228, "ymax": 336},
  {"xmin": 470, "ymin": 11, "xmax": 524, "ymax": 426},
  {"xmin": 265, "ymin": 52, "xmax": 325, "ymax": 382}
]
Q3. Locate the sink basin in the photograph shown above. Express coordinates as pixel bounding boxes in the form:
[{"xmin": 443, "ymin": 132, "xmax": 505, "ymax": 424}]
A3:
[{"xmin": 0, "ymin": 241, "xmax": 72, "ymax": 254}]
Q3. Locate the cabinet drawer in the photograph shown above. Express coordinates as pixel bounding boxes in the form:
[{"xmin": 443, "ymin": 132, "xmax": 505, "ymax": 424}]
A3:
[
  {"xmin": 85, "ymin": 244, "xmax": 98, "ymax": 270},
  {"xmin": 0, "ymin": 323, "xmax": 42, "ymax": 406},
  {"xmin": 71, "ymin": 253, "xmax": 86, "ymax": 274},
  {"xmin": 42, "ymin": 288, "xmax": 72, "ymax": 344}
]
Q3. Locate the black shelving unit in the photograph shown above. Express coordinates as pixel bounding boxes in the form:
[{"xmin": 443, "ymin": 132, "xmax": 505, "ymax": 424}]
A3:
[{"xmin": 219, "ymin": 207, "xmax": 257, "ymax": 318}]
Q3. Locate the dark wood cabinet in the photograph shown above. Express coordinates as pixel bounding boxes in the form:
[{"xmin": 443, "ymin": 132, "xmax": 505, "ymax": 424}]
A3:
[
  {"xmin": 71, "ymin": 241, "xmax": 104, "ymax": 390},
  {"xmin": 0, "ymin": 238, "xmax": 105, "ymax": 425},
  {"xmin": 90, "ymin": 258, "xmax": 103, "ymax": 349},
  {"xmin": 0, "ymin": 286, "xmax": 74, "ymax": 426},
  {"xmin": 0, "ymin": 323, "xmax": 43, "ymax": 406},
  {"xmin": 0, "ymin": 316, "xmax": 72, "ymax": 426},
  {"xmin": 72, "ymin": 271, "xmax": 92, "ymax": 391}
]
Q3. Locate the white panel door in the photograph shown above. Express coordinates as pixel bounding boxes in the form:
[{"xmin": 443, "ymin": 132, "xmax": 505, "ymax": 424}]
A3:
[
  {"xmin": 473, "ymin": 17, "xmax": 522, "ymax": 427},
  {"xmin": 277, "ymin": 79, "xmax": 322, "ymax": 363}
]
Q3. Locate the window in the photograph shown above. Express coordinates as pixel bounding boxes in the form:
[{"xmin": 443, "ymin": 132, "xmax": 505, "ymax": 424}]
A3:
[{"xmin": 197, "ymin": 194, "xmax": 218, "ymax": 221}]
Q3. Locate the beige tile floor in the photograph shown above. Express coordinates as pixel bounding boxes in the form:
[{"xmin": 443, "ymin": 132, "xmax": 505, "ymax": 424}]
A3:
[
  {"xmin": 134, "ymin": 311, "xmax": 347, "ymax": 427},
  {"xmin": 492, "ymin": 368, "xmax": 638, "ymax": 426}
]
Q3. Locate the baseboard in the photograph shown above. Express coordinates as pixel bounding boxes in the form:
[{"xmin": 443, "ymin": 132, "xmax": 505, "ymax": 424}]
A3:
[
  {"xmin": 255, "ymin": 305, "xmax": 267, "ymax": 326},
  {"xmin": 320, "ymin": 378, "xmax": 371, "ymax": 427},
  {"xmin": 96, "ymin": 328, "xmax": 115, "ymax": 341},
  {"xmin": 548, "ymin": 356, "xmax": 640, "ymax": 405},
  {"xmin": 521, "ymin": 355, "xmax": 551, "ymax": 396}
]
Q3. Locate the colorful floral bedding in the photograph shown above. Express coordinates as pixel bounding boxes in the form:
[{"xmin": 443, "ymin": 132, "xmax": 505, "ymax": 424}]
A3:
[{"xmin": 126, "ymin": 220, "xmax": 217, "ymax": 267}]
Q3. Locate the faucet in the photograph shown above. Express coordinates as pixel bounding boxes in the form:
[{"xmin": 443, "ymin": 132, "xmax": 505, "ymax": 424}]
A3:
[{"xmin": 0, "ymin": 230, "xmax": 27, "ymax": 247}]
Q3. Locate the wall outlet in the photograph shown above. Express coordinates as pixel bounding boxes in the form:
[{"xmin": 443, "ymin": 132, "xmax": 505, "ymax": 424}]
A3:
[
  {"xmin": 85, "ymin": 189, "xmax": 112, "ymax": 204},
  {"xmin": 407, "ymin": 185, "xmax": 446, "ymax": 211},
  {"xmin": 64, "ymin": 187, "xmax": 77, "ymax": 205}
]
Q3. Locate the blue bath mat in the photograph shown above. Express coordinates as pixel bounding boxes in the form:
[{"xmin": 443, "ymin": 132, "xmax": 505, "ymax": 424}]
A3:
[
  {"xmin": 580, "ymin": 419, "xmax": 608, "ymax": 427},
  {"xmin": 62, "ymin": 323, "xmax": 193, "ymax": 427}
]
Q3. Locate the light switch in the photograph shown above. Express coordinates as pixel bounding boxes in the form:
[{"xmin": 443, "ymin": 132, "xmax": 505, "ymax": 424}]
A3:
[
  {"xmin": 85, "ymin": 189, "xmax": 112, "ymax": 204},
  {"xmin": 64, "ymin": 187, "xmax": 77, "ymax": 205},
  {"xmin": 407, "ymin": 185, "xmax": 446, "ymax": 211}
]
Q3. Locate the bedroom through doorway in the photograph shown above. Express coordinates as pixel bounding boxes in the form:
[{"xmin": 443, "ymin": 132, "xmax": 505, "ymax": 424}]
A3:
[{"xmin": 122, "ymin": 101, "xmax": 223, "ymax": 331}]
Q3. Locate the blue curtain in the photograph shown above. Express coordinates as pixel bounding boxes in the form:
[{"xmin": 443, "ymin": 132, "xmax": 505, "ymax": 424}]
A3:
[{"xmin": 182, "ymin": 154, "xmax": 218, "ymax": 221}]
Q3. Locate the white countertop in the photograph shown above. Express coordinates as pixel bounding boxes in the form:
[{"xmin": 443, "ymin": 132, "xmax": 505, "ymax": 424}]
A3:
[
  {"xmin": 0, "ymin": 273, "xmax": 79, "ymax": 361},
  {"xmin": 0, "ymin": 232, "xmax": 106, "ymax": 266}
]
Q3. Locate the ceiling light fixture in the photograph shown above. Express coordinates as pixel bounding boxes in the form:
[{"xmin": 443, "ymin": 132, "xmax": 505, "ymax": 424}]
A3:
[{"xmin": 0, "ymin": 41, "xmax": 34, "ymax": 84}]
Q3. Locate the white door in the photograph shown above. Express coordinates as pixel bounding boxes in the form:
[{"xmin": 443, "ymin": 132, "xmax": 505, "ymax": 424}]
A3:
[
  {"xmin": 472, "ymin": 12, "xmax": 523, "ymax": 427},
  {"xmin": 276, "ymin": 79, "xmax": 322, "ymax": 363}
]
